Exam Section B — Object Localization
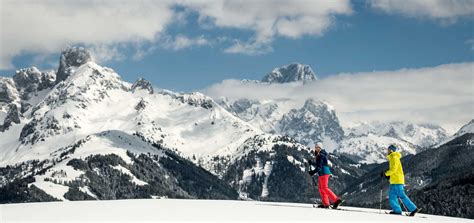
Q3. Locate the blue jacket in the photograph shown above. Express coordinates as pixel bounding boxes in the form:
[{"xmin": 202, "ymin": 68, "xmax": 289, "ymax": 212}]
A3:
[{"xmin": 310, "ymin": 150, "xmax": 332, "ymax": 176}]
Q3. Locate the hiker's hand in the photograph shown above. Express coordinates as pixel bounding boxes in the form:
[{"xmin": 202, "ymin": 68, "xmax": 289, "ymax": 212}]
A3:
[{"xmin": 385, "ymin": 175, "xmax": 390, "ymax": 180}]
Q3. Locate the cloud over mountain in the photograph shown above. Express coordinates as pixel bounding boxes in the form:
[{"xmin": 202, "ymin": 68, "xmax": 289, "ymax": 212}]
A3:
[{"xmin": 203, "ymin": 62, "xmax": 474, "ymax": 133}]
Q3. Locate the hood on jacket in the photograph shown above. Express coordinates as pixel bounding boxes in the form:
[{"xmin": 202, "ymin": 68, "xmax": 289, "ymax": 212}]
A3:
[{"xmin": 387, "ymin": 151, "xmax": 401, "ymax": 159}]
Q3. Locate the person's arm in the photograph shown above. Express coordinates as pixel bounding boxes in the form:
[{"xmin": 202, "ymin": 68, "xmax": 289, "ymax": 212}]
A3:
[{"xmin": 314, "ymin": 154, "xmax": 325, "ymax": 173}]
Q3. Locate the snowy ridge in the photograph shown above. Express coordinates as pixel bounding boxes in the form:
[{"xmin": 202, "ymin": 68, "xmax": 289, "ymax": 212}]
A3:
[
  {"xmin": 0, "ymin": 56, "xmax": 261, "ymax": 169},
  {"xmin": 337, "ymin": 134, "xmax": 417, "ymax": 164},
  {"xmin": 27, "ymin": 130, "xmax": 166, "ymax": 200},
  {"xmin": 345, "ymin": 121, "xmax": 448, "ymax": 149},
  {"xmin": 436, "ymin": 119, "xmax": 474, "ymax": 147},
  {"xmin": 219, "ymin": 97, "xmax": 344, "ymax": 151}
]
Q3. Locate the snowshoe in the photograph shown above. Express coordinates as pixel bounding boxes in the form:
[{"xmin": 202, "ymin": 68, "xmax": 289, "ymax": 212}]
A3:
[
  {"xmin": 315, "ymin": 204, "xmax": 330, "ymax": 209},
  {"xmin": 331, "ymin": 199, "xmax": 344, "ymax": 209},
  {"xmin": 408, "ymin": 208, "xmax": 422, "ymax": 217},
  {"xmin": 387, "ymin": 211, "xmax": 402, "ymax": 215}
]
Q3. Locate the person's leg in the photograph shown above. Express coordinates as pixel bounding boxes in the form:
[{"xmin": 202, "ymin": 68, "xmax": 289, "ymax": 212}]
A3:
[
  {"xmin": 388, "ymin": 184, "xmax": 402, "ymax": 213},
  {"xmin": 324, "ymin": 175, "xmax": 339, "ymax": 203},
  {"xmin": 397, "ymin": 185, "xmax": 417, "ymax": 212},
  {"xmin": 318, "ymin": 175, "xmax": 330, "ymax": 206}
]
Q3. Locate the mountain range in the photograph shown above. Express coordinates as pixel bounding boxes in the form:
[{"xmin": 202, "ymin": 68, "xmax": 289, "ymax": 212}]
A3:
[{"xmin": 0, "ymin": 47, "xmax": 471, "ymax": 218}]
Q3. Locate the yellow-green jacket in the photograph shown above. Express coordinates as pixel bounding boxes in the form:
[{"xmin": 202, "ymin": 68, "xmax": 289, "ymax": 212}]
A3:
[{"xmin": 384, "ymin": 151, "xmax": 405, "ymax": 184}]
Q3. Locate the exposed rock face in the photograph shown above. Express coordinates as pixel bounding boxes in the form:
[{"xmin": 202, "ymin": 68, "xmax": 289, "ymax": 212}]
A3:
[
  {"xmin": 0, "ymin": 104, "xmax": 21, "ymax": 131},
  {"xmin": 279, "ymin": 99, "xmax": 344, "ymax": 147},
  {"xmin": 131, "ymin": 78, "xmax": 154, "ymax": 94},
  {"xmin": 0, "ymin": 78, "xmax": 18, "ymax": 104},
  {"xmin": 13, "ymin": 67, "xmax": 55, "ymax": 96},
  {"xmin": 56, "ymin": 46, "xmax": 93, "ymax": 83},
  {"xmin": 262, "ymin": 63, "xmax": 317, "ymax": 83}
]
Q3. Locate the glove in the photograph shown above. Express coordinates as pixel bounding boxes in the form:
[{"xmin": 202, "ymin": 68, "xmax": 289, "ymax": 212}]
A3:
[
  {"xmin": 309, "ymin": 169, "xmax": 316, "ymax": 176},
  {"xmin": 381, "ymin": 171, "xmax": 390, "ymax": 180}
]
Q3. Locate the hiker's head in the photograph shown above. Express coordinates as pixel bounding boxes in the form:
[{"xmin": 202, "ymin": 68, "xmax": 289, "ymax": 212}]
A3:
[
  {"xmin": 313, "ymin": 142, "xmax": 323, "ymax": 155},
  {"xmin": 387, "ymin": 144, "xmax": 397, "ymax": 154}
]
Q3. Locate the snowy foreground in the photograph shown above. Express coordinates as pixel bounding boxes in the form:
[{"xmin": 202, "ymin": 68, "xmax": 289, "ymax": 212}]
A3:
[{"xmin": 1, "ymin": 199, "xmax": 472, "ymax": 223}]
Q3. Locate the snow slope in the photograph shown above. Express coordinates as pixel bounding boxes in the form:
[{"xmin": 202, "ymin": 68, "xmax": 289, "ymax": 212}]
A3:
[
  {"xmin": 345, "ymin": 121, "xmax": 448, "ymax": 149},
  {"xmin": 0, "ymin": 56, "xmax": 260, "ymax": 169},
  {"xmin": 436, "ymin": 119, "xmax": 474, "ymax": 147},
  {"xmin": 1, "ymin": 199, "xmax": 470, "ymax": 223},
  {"xmin": 337, "ymin": 134, "xmax": 417, "ymax": 164}
]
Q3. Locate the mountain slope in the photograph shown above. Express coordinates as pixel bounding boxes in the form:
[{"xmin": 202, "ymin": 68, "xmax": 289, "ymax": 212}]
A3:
[
  {"xmin": 0, "ymin": 47, "xmax": 261, "ymax": 170},
  {"xmin": 219, "ymin": 98, "xmax": 345, "ymax": 150},
  {"xmin": 0, "ymin": 47, "xmax": 260, "ymax": 201},
  {"xmin": 342, "ymin": 125, "xmax": 474, "ymax": 219},
  {"xmin": 436, "ymin": 119, "xmax": 474, "ymax": 147},
  {"xmin": 345, "ymin": 121, "xmax": 448, "ymax": 149}
]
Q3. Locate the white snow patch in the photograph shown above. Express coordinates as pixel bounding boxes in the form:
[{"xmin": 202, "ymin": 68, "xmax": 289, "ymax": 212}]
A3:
[
  {"xmin": 111, "ymin": 165, "xmax": 148, "ymax": 186},
  {"xmin": 30, "ymin": 177, "xmax": 70, "ymax": 201}
]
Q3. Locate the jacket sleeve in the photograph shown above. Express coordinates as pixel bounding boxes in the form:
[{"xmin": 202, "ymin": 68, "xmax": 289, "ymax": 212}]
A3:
[{"xmin": 385, "ymin": 156, "xmax": 399, "ymax": 176}]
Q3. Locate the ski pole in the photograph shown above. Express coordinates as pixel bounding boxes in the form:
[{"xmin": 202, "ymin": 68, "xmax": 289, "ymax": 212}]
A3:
[
  {"xmin": 379, "ymin": 174, "xmax": 383, "ymax": 214},
  {"xmin": 307, "ymin": 161, "xmax": 319, "ymax": 203},
  {"xmin": 398, "ymin": 197, "xmax": 409, "ymax": 213}
]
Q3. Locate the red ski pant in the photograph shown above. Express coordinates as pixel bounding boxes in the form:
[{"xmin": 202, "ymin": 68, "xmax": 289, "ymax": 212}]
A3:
[{"xmin": 318, "ymin": 174, "xmax": 338, "ymax": 206}]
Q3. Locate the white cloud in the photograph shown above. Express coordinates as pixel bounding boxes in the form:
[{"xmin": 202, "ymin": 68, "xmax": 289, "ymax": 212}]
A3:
[
  {"xmin": 203, "ymin": 62, "xmax": 474, "ymax": 133},
  {"xmin": 466, "ymin": 39, "xmax": 474, "ymax": 51},
  {"xmin": 89, "ymin": 44, "xmax": 126, "ymax": 64},
  {"xmin": 161, "ymin": 35, "xmax": 210, "ymax": 50},
  {"xmin": 0, "ymin": 0, "xmax": 174, "ymax": 69},
  {"xmin": 0, "ymin": 0, "xmax": 353, "ymax": 68},
  {"xmin": 224, "ymin": 39, "xmax": 273, "ymax": 55},
  {"xmin": 179, "ymin": 0, "xmax": 352, "ymax": 55},
  {"xmin": 370, "ymin": 0, "xmax": 474, "ymax": 22}
]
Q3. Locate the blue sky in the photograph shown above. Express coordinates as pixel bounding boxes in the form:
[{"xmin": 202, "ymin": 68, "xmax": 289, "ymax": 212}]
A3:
[{"xmin": 1, "ymin": 1, "xmax": 473, "ymax": 92}]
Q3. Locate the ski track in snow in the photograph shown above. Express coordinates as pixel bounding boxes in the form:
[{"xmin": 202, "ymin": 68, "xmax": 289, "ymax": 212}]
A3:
[{"xmin": 0, "ymin": 199, "xmax": 471, "ymax": 223}]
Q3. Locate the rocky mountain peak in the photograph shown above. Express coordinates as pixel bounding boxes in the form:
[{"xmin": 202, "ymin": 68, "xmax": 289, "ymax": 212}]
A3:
[
  {"xmin": 131, "ymin": 78, "xmax": 154, "ymax": 94},
  {"xmin": 56, "ymin": 46, "xmax": 94, "ymax": 83},
  {"xmin": 13, "ymin": 67, "xmax": 56, "ymax": 98},
  {"xmin": 262, "ymin": 63, "xmax": 317, "ymax": 83},
  {"xmin": 279, "ymin": 99, "xmax": 343, "ymax": 148}
]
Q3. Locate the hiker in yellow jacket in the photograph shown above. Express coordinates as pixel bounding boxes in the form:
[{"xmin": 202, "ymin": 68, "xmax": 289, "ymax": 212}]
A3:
[{"xmin": 382, "ymin": 145, "xmax": 421, "ymax": 216}]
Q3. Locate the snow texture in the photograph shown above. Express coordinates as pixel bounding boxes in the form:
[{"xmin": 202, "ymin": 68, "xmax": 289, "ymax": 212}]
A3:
[{"xmin": 1, "ymin": 199, "xmax": 470, "ymax": 223}]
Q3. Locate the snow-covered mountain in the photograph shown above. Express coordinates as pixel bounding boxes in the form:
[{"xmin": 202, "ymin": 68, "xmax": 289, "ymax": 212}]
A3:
[
  {"xmin": 218, "ymin": 98, "xmax": 344, "ymax": 150},
  {"xmin": 1, "ymin": 47, "xmax": 470, "ymax": 219},
  {"xmin": 0, "ymin": 47, "xmax": 262, "ymax": 169},
  {"xmin": 436, "ymin": 119, "xmax": 474, "ymax": 147},
  {"xmin": 336, "ymin": 121, "xmax": 449, "ymax": 163},
  {"xmin": 345, "ymin": 121, "xmax": 448, "ymax": 148},
  {"xmin": 344, "ymin": 125, "xmax": 474, "ymax": 219},
  {"xmin": 279, "ymin": 99, "xmax": 344, "ymax": 148},
  {"xmin": 0, "ymin": 47, "xmax": 282, "ymax": 201},
  {"xmin": 337, "ymin": 134, "xmax": 417, "ymax": 164},
  {"xmin": 261, "ymin": 63, "xmax": 317, "ymax": 83}
]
